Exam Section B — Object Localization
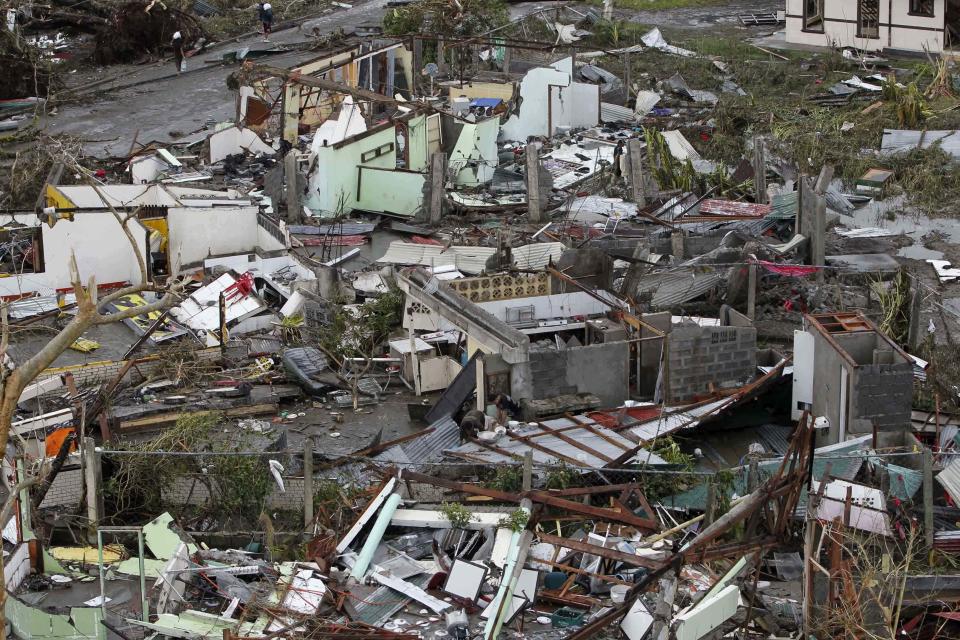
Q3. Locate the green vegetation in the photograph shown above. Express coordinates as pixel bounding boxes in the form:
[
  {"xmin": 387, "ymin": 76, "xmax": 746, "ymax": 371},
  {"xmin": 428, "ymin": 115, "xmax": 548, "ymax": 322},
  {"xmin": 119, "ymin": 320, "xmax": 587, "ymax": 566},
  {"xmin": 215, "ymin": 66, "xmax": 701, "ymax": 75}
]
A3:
[
  {"xmin": 484, "ymin": 464, "xmax": 523, "ymax": 493},
  {"xmin": 383, "ymin": 0, "xmax": 508, "ymax": 67},
  {"xmin": 498, "ymin": 508, "xmax": 530, "ymax": 533},
  {"xmin": 440, "ymin": 501, "xmax": 476, "ymax": 529},
  {"xmin": 103, "ymin": 413, "xmax": 276, "ymax": 526},
  {"xmin": 545, "ymin": 462, "xmax": 579, "ymax": 490}
]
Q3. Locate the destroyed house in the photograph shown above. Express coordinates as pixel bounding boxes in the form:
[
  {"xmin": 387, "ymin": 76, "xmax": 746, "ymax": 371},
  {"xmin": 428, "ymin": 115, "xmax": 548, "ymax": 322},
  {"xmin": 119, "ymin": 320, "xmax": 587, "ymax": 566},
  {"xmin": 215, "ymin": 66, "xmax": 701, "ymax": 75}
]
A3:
[
  {"xmin": 785, "ymin": 0, "xmax": 959, "ymax": 53},
  {"xmin": 0, "ymin": 184, "xmax": 290, "ymax": 299},
  {"xmin": 793, "ymin": 311, "xmax": 913, "ymax": 447}
]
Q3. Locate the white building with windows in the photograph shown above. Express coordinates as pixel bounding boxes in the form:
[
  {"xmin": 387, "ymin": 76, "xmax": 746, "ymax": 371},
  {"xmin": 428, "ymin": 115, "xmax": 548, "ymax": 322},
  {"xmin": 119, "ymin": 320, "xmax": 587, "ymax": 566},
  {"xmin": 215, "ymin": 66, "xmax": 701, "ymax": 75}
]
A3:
[{"xmin": 785, "ymin": 0, "xmax": 957, "ymax": 54}]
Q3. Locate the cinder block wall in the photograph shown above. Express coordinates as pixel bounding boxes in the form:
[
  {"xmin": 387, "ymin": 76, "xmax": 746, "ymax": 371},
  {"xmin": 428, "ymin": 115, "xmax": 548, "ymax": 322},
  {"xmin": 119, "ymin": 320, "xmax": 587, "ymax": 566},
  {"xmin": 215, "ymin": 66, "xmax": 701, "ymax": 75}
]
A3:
[
  {"xmin": 39, "ymin": 466, "xmax": 83, "ymax": 509},
  {"xmin": 528, "ymin": 341, "xmax": 630, "ymax": 407},
  {"xmin": 668, "ymin": 324, "xmax": 756, "ymax": 402},
  {"xmin": 852, "ymin": 363, "xmax": 914, "ymax": 433},
  {"xmin": 162, "ymin": 474, "xmax": 307, "ymax": 512}
]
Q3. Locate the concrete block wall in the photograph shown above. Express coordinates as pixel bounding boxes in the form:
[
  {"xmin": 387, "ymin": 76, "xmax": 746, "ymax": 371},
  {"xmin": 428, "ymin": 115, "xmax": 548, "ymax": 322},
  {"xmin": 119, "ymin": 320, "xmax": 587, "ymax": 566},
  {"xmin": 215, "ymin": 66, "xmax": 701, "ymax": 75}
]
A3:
[
  {"xmin": 668, "ymin": 324, "xmax": 756, "ymax": 402},
  {"xmin": 529, "ymin": 348, "xmax": 577, "ymax": 399},
  {"xmin": 39, "ymin": 466, "xmax": 83, "ymax": 509},
  {"xmin": 529, "ymin": 341, "xmax": 630, "ymax": 407},
  {"xmin": 852, "ymin": 362, "xmax": 914, "ymax": 433},
  {"xmin": 162, "ymin": 474, "xmax": 307, "ymax": 512}
]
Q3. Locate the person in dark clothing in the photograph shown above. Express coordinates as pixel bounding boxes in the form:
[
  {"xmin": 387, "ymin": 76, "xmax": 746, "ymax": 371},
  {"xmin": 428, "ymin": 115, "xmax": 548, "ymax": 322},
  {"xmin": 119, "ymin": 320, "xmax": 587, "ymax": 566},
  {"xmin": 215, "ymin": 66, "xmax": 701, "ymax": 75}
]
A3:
[
  {"xmin": 258, "ymin": 2, "xmax": 273, "ymax": 40},
  {"xmin": 459, "ymin": 409, "xmax": 486, "ymax": 442},
  {"xmin": 171, "ymin": 31, "xmax": 184, "ymax": 74},
  {"xmin": 494, "ymin": 394, "xmax": 522, "ymax": 422}
]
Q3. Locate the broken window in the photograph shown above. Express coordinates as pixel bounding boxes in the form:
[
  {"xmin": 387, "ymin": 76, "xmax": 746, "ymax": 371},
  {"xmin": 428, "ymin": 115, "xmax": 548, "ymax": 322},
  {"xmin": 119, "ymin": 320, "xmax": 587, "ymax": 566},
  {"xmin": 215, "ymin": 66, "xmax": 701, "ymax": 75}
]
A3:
[
  {"xmin": 804, "ymin": 0, "xmax": 825, "ymax": 32},
  {"xmin": 859, "ymin": 0, "xmax": 880, "ymax": 39},
  {"xmin": 0, "ymin": 226, "xmax": 42, "ymax": 274},
  {"xmin": 910, "ymin": 0, "xmax": 935, "ymax": 17}
]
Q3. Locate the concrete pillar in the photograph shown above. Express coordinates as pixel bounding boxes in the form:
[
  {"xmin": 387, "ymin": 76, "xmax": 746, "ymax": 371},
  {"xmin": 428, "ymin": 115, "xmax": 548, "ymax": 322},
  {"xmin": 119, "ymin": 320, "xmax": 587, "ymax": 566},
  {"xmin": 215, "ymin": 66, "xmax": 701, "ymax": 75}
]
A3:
[
  {"xmin": 315, "ymin": 265, "xmax": 338, "ymax": 299},
  {"xmin": 83, "ymin": 440, "xmax": 102, "ymax": 543},
  {"xmin": 522, "ymin": 451, "xmax": 533, "ymax": 492},
  {"xmin": 476, "ymin": 354, "xmax": 486, "ymax": 411},
  {"xmin": 428, "ymin": 151, "xmax": 447, "ymax": 224},
  {"xmin": 303, "ymin": 439, "xmax": 314, "ymax": 529},
  {"xmin": 747, "ymin": 263, "xmax": 757, "ymax": 320},
  {"xmin": 502, "ymin": 45, "xmax": 511, "ymax": 75},
  {"xmin": 670, "ymin": 231, "xmax": 685, "ymax": 259},
  {"xmin": 526, "ymin": 143, "xmax": 544, "ymax": 223},
  {"xmin": 800, "ymin": 177, "xmax": 825, "ymax": 273},
  {"xmin": 627, "ymin": 139, "xmax": 645, "ymax": 206},
  {"xmin": 282, "ymin": 83, "xmax": 300, "ymax": 146}
]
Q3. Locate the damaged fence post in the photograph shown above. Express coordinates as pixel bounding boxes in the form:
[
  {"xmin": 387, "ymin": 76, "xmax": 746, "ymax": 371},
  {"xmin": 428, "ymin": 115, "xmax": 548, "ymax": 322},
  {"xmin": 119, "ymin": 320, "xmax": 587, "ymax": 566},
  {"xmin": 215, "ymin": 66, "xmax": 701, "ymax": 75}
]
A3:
[
  {"xmin": 428, "ymin": 152, "xmax": 448, "ymax": 224},
  {"xmin": 526, "ymin": 142, "xmax": 543, "ymax": 223},
  {"xmin": 627, "ymin": 139, "xmax": 646, "ymax": 207},
  {"xmin": 303, "ymin": 439, "xmax": 314, "ymax": 529},
  {"xmin": 752, "ymin": 136, "xmax": 767, "ymax": 204},
  {"xmin": 349, "ymin": 488, "xmax": 403, "ymax": 581}
]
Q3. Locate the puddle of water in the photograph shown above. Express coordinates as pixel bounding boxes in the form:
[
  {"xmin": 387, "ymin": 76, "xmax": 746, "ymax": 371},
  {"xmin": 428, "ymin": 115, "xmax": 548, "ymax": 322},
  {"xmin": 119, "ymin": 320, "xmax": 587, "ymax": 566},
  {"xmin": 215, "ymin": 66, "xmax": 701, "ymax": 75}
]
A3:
[{"xmin": 845, "ymin": 193, "xmax": 960, "ymax": 261}]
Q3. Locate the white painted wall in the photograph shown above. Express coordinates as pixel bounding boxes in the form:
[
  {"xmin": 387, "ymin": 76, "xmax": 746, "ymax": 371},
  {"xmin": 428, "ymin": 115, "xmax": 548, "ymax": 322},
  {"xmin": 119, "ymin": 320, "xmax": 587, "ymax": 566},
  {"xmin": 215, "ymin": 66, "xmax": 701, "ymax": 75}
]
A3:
[
  {"xmin": 785, "ymin": 0, "xmax": 945, "ymax": 52},
  {"xmin": 167, "ymin": 206, "xmax": 261, "ymax": 268},
  {"xmin": 0, "ymin": 213, "xmax": 148, "ymax": 298},
  {"xmin": 500, "ymin": 57, "xmax": 600, "ymax": 141},
  {"xmin": 450, "ymin": 117, "xmax": 500, "ymax": 186},
  {"xmin": 305, "ymin": 125, "xmax": 397, "ymax": 217}
]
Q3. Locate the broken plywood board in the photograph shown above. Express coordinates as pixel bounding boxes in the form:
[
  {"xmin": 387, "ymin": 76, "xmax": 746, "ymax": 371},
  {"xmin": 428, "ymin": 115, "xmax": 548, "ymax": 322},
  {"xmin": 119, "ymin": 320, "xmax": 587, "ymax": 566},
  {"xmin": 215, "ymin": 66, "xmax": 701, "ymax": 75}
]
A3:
[{"xmin": 144, "ymin": 512, "xmax": 196, "ymax": 560}]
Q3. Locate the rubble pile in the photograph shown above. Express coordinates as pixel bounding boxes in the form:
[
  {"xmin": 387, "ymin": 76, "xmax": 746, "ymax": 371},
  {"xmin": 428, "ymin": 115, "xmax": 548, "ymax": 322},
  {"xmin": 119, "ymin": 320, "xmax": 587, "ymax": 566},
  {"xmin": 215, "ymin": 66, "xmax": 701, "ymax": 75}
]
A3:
[
  {"xmin": 7, "ymin": 2, "xmax": 960, "ymax": 640},
  {"xmin": 93, "ymin": 1, "xmax": 206, "ymax": 64}
]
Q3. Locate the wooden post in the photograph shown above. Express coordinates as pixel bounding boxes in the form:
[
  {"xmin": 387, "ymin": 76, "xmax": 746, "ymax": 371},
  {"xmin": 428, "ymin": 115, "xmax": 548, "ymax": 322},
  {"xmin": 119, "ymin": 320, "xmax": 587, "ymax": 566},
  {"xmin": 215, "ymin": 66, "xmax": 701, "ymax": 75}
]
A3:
[
  {"xmin": 303, "ymin": 439, "xmax": 314, "ymax": 529},
  {"xmin": 814, "ymin": 185, "xmax": 826, "ymax": 284},
  {"xmin": 412, "ymin": 37, "xmax": 422, "ymax": 93},
  {"xmin": 627, "ymin": 139, "xmax": 645, "ymax": 206},
  {"xmin": 747, "ymin": 263, "xmax": 757, "ymax": 320},
  {"xmin": 83, "ymin": 439, "xmax": 102, "ymax": 543},
  {"xmin": 218, "ymin": 292, "xmax": 227, "ymax": 355},
  {"xmin": 526, "ymin": 142, "xmax": 544, "ymax": 223},
  {"xmin": 752, "ymin": 136, "xmax": 767, "ymax": 204},
  {"xmin": 522, "ymin": 451, "xmax": 533, "ymax": 492},
  {"xmin": 923, "ymin": 447, "xmax": 934, "ymax": 555},
  {"xmin": 428, "ymin": 151, "xmax": 447, "ymax": 224}
]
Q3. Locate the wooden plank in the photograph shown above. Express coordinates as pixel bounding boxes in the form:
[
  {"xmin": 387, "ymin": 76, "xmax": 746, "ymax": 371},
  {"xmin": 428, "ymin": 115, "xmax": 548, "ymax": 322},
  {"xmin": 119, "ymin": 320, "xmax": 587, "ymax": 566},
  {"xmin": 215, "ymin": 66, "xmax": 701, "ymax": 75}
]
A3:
[{"xmin": 537, "ymin": 532, "xmax": 660, "ymax": 569}]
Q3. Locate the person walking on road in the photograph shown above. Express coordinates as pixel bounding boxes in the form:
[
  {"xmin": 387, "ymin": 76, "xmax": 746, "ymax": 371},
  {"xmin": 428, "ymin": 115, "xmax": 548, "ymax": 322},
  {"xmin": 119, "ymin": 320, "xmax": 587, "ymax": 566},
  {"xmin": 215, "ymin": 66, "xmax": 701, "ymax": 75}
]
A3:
[
  {"xmin": 172, "ymin": 31, "xmax": 184, "ymax": 74},
  {"xmin": 258, "ymin": 2, "xmax": 273, "ymax": 41}
]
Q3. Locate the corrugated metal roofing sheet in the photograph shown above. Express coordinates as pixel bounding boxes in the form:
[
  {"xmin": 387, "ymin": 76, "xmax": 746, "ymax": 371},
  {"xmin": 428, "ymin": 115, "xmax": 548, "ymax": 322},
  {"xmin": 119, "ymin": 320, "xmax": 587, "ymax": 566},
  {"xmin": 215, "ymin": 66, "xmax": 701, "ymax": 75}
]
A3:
[
  {"xmin": 376, "ymin": 242, "xmax": 496, "ymax": 275},
  {"xmin": 512, "ymin": 242, "xmax": 563, "ymax": 269},
  {"xmin": 288, "ymin": 223, "xmax": 376, "ymax": 235},
  {"xmin": 446, "ymin": 417, "xmax": 667, "ymax": 468},
  {"xmin": 769, "ymin": 191, "xmax": 798, "ymax": 220},
  {"xmin": 697, "ymin": 200, "xmax": 772, "ymax": 218},
  {"xmin": 663, "ymin": 435, "xmax": 871, "ymax": 511},
  {"xmin": 600, "ymin": 102, "xmax": 636, "ymax": 123},
  {"xmin": 881, "ymin": 129, "xmax": 960, "ymax": 159},
  {"xmin": 634, "ymin": 271, "xmax": 722, "ymax": 309},
  {"xmin": 937, "ymin": 457, "xmax": 960, "ymax": 503}
]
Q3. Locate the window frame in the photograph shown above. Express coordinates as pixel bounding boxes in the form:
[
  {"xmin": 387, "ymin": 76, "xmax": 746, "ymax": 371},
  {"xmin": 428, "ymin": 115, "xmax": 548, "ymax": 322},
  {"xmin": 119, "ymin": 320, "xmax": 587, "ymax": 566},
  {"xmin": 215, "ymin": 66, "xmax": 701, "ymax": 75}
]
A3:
[
  {"xmin": 908, "ymin": 0, "xmax": 936, "ymax": 18},
  {"xmin": 802, "ymin": 0, "xmax": 826, "ymax": 34}
]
